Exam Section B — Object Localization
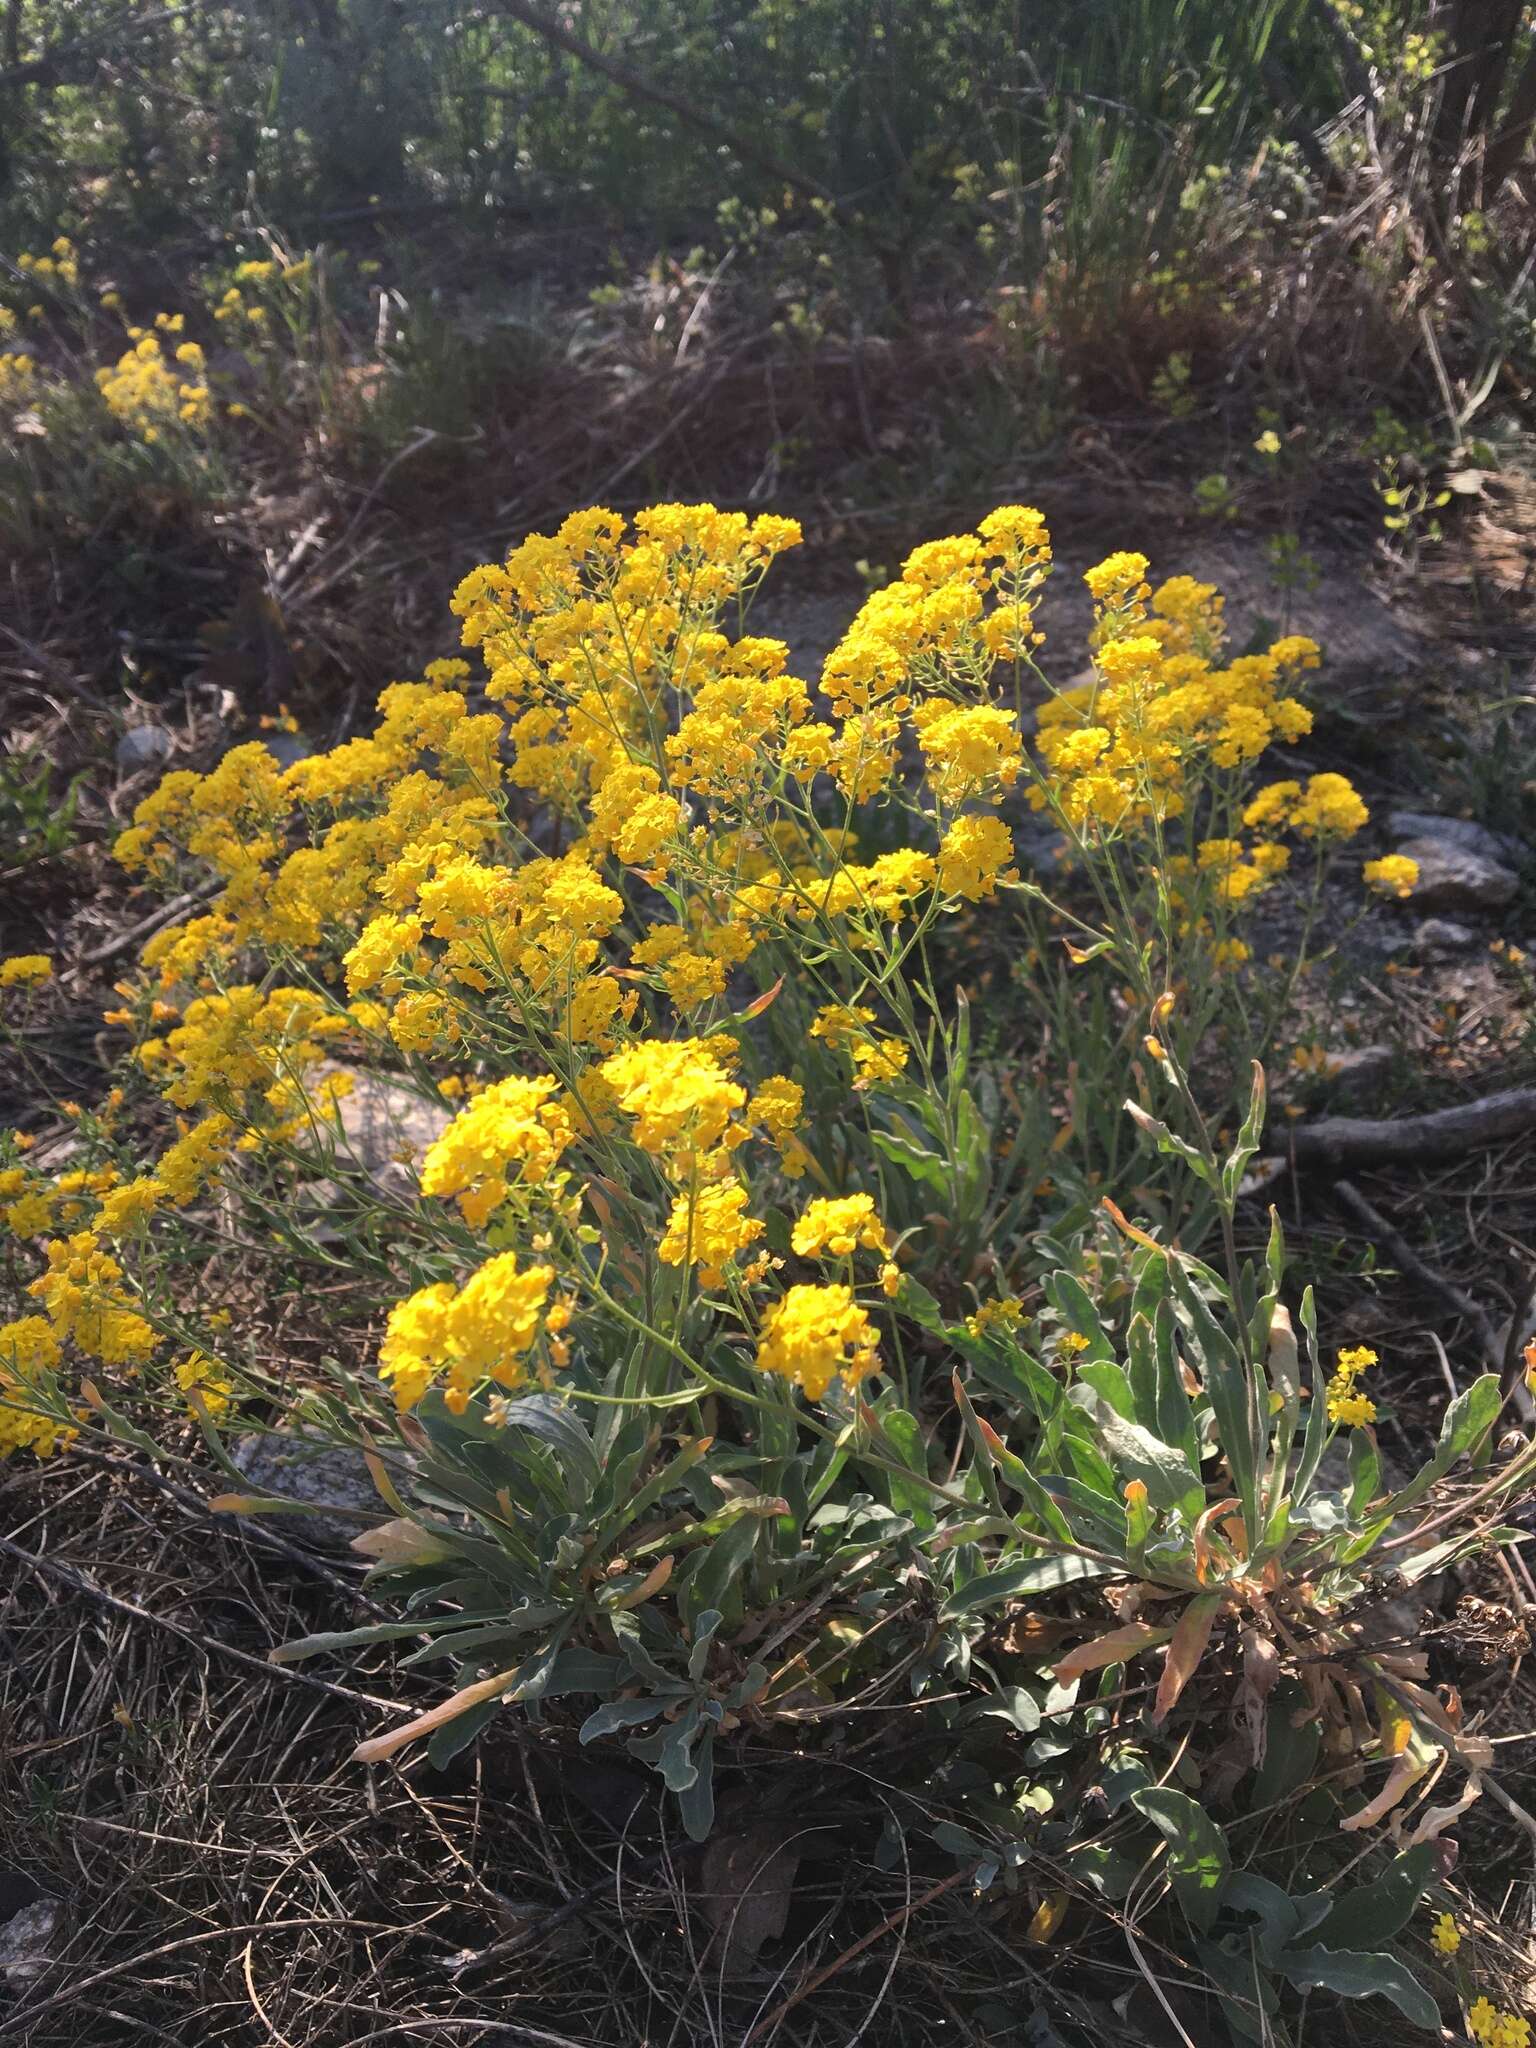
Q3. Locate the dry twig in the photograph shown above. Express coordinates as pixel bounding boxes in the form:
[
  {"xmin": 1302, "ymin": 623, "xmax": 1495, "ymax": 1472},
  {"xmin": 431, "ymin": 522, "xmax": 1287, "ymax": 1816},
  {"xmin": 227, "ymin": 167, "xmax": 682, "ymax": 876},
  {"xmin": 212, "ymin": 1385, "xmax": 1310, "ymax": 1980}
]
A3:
[{"xmin": 1279, "ymin": 1087, "xmax": 1536, "ymax": 1169}]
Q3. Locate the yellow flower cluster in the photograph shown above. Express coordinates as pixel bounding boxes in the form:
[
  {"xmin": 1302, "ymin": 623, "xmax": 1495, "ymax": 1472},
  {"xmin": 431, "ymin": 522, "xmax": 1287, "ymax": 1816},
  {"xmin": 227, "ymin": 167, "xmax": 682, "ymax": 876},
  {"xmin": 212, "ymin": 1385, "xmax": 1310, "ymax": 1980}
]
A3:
[
  {"xmin": 599, "ymin": 1038, "xmax": 747, "ymax": 1171},
  {"xmin": 659, "ymin": 1179, "xmax": 765, "ymax": 1288},
  {"xmin": 96, "ymin": 332, "xmax": 210, "ymax": 438},
  {"xmin": 419, "ymin": 1075, "xmax": 573, "ymax": 1228},
  {"xmin": 380, "ymin": 1251, "xmax": 558, "ymax": 1412},
  {"xmin": 1362, "ymin": 853, "xmax": 1420, "ymax": 899},
  {"xmin": 212, "ymin": 257, "xmax": 301, "ymax": 332},
  {"xmin": 1326, "ymin": 1344, "xmax": 1378, "ymax": 1427},
  {"xmin": 1242, "ymin": 772, "xmax": 1368, "ymax": 841},
  {"xmin": 1471, "ymin": 2001, "xmax": 1531, "ymax": 2048},
  {"xmin": 792, "ymin": 1193, "xmax": 889, "ymax": 1258},
  {"xmin": 18, "ymin": 237, "xmax": 79, "ymax": 287},
  {"xmin": 176, "ymin": 1350, "xmax": 234, "ymax": 1419},
  {"xmin": 965, "ymin": 1295, "xmax": 1025, "ymax": 1339},
  {"xmin": 0, "ymin": 500, "xmax": 1384, "ymax": 1450},
  {"xmin": 810, "ymin": 1004, "xmax": 909, "ymax": 1087},
  {"xmin": 755, "ymin": 1283, "xmax": 879, "ymax": 1401},
  {"xmin": 0, "ymin": 954, "xmax": 52, "ymax": 988},
  {"xmin": 0, "ymin": 353, "xmax": 37, "ymax": 409},
  {"xmin": 0, "ymin": 1316, "xmax": 71, "ymax": 1458},
  {"xmin": 1036, "ymin": 570, "xmax": 1321, "ymax": 829},
  {"xmin": 2, "ymin": 1161, "xmax": 125, "ymax": 1240},
  {"xmin": 27, "ymin": 1230, "xmax": 157, "ymax": 1366},
  {"xmin": 1430, "ymin": 1911, "xmax": 1461, "ymax": 1955},
  {"xmin": 137, "ymin": 983, "xmax": 352, "ymax": 1118}
]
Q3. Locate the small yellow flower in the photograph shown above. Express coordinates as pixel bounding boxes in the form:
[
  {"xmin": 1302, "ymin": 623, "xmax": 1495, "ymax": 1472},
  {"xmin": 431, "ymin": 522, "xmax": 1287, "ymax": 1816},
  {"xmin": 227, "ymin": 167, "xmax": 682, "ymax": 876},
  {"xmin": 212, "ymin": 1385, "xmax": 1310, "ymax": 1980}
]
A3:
[
  {"xmin": 792, "ymin": 1193, "xmax": 889, "ymax": 1260},
  {"xmin": 1326, "ymin": 1382, "xmax": 1376, "ymax": 1427},
  {"xmin": 755, "ymin": 1282, "xmax": 879, "ymax": 1401},
  {"xmin": 1363, "ymin": 854, "xmax": 1419, "ymax": 899},
  {"xmin": 1430, "ymin": 1910, "xmax": 1461, "ymax": 1955},
  {"xmin": 1336, "ymin": 1345, "xmax": 1378, "ymax": 1377},
  {"xmin": 0, "ymin": 955, "xmax": 52, "ymax": 989}
]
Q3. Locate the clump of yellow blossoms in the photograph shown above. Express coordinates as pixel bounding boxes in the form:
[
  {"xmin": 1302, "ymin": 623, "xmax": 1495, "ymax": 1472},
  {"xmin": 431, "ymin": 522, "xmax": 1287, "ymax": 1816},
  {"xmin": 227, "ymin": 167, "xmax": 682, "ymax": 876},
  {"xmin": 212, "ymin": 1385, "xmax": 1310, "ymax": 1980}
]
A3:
[
  {"xmin": 0, "ymin": 954, "xmax": 52, "ymax": 988},
  {"xmin": 1242, "ymin": 771, "xmax": 1369, "ymax": 840},
  {"xmin": 176, "ymin": 1350, "xmax": 234, "ymax": 1419},
  {"xmin": 756, "ymin": 1283, "xmax": 880, "ymax": 1400},
  {"xmin": 792, "ymin": 1194, "xmax": 889, "ymax": 1259},
  {"xmin": 1035, "ymin": 565, "xmax": 1318, "ymax": 831},
  {"xmin": 1, "ymin": 499, "xmax": 1388, "ymax": 1441},
  {"xmin": 24, "ymin": 1230, "xmax": 158, "ymax": 1366},
  {"xmin": 96, "ymin": 331, "xmax": 210, "ymax": 438},
  {"xmin": 418, "ymin": 1074, "xmax": 573, "ymax": 1227},
  {"xmin": 380, "ymin": 1251, "xmax": 559, "ymax": 1412},
  {"xmin": 659, "ymin": 1179, "xmax": 764, "ymax": 1288},
  {"xmin": 18, "ymin": 237, "xmax": 79, "ymax": 287},
  {"xmin": 1363, "ymin": 853, "xmax": 1420, "ymax": 899},
  {"xmin": 0, "ymin": 352, "xmax": 37, "ymax": 408},
  {"xmin": 1326, "ymin": 1344, "xmax": 1378, "ymax": 1427},
  {"xmin": 1430, "ymin": 1911, "xmax": 1461, "ymax": 1955},
  {"xmin": 0, "ymin": 1318, "xmax": 72, "ymax": 1458},
  {"xmin": 1470, "ymin": 2000, "xmax": 1531, "ymax": 2048}
]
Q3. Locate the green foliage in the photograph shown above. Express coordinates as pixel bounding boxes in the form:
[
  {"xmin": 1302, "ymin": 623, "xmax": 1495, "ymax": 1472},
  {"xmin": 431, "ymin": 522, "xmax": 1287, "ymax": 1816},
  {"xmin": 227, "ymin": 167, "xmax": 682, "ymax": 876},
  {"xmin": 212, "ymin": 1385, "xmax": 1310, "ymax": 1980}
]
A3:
[{"xmin": 0, "ymin": 747, "xmax": 80, "ymax": 871}]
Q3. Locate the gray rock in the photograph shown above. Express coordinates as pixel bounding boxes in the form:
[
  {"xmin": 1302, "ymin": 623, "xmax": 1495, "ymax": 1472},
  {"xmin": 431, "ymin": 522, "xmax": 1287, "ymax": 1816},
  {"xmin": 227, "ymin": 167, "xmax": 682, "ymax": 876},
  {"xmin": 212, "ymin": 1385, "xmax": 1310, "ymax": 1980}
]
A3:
[
  {"xmin": 298, "ymin": 1063, "xmax": 452, "ymax": 1199},
  {"xmin": 1414, "ymin": 917, "xmax": 1479, "ymax": 958},
  {"xmin": 1399, "ymin": 837, "xmax": 1519, "ymax": 914},
  {"xmin": 230, "ymin": 1430, "xmax": 381, "ymax": 1548},
  {"xmin": 0, "ymin": 1897, "xmax": 60, "ymax": 1993},
  {"xmin": 262, "ymin": 731, "xmax": 314, "ymax": 768},
  {"xmin": 1320, "ymin": 1044, "xmax": 1394, "ymax": 1098},
  {"xmin": 115, "ymin": 723, "xmax": 173, "ymax": 772},
  {"xmin": 1389, "ymin": 810, "xmax": 1520, "ymax": 866}
]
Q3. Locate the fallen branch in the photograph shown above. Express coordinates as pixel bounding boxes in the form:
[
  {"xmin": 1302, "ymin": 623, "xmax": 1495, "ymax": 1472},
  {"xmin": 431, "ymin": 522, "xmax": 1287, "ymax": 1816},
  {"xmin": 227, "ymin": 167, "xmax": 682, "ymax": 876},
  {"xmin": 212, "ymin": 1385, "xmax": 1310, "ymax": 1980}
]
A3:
[
  {"xmin": 69, "ymin": 880, "xmax": 222, "ymax": 975},
  {"xmin": 1277, "ymin": 1087, "xmax": 1536, "ymax": 1169}
]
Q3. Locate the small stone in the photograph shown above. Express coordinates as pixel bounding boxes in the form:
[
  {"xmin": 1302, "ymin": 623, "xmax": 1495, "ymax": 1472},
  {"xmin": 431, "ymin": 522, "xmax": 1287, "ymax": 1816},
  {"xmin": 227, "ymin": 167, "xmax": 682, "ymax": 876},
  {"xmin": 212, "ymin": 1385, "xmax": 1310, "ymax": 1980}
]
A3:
[
  {"xmin": 300, "ymin": 1064, "xmax": 451, "ymax": 1197},
  {"xmin": 1389, "ymin": 810, "xmax": 1519, "ymax": 866},
  {"xmin": 1413, "ymin": 918, "xmax": 1478, "ymax": 959},
  {"xmin": 1320, "ymin": 1044, "xmax": 1393, "ymax": 1098},
  {"xmin": 230, "ymin": 1430, "xmax": 381, "ymax": 1548},
  {"xmin": 289, "ymin": 1066, "xmax": 454, "ymax": 1243},
  {"xmin": 262, "ymin": 732, "xmax": 314, "ymax": 769},
  {"xmin": 0, "ymin": 1896, "xmax": 60, "ymax": 1993},
  {"xmin": 1398, "ymin": 838, "xmax": 1519, "ymax": 914},
  {"xmin": 115, "ymin": 724, "xmax": 172, "ymax": 772}
]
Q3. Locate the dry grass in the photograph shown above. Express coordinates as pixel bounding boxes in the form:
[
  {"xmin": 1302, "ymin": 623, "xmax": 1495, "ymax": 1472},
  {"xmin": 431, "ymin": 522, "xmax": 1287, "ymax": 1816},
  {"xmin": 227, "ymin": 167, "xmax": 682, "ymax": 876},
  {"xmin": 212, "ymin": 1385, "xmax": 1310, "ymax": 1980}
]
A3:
[
  {"xmin": 0, "ymin": 1449, "xmax": 1130, "ymax": 2048},
  {"xmin": 4, "ymin": 1434, "xmax": 1536, "ymax": 2047}
]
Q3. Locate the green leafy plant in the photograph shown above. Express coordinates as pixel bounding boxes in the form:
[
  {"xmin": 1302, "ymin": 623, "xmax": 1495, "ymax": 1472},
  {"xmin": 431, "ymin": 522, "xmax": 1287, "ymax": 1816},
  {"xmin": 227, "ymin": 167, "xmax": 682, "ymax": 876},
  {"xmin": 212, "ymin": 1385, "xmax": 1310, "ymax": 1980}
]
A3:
[
  {"xmin": 2, "ymin": 502, "xmax": 1528, "ymax": 2045},
  {"xmin": 0, "ymin": 747, "xmax": 81, "ymax": 872}
]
